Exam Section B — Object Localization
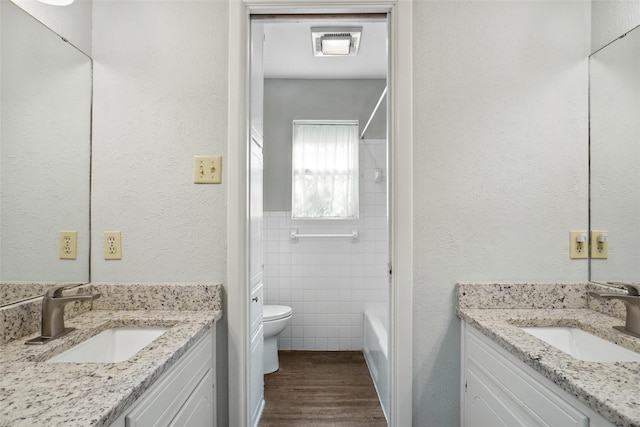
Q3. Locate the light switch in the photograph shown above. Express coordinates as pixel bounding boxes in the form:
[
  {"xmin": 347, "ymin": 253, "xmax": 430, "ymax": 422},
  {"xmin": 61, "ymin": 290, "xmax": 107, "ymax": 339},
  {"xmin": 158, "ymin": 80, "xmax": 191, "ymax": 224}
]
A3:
[
  {"xmin": 59, "ymin": 231, "xmax": 77, "ymax": 260},
  {"xmin": 193, "ymin": 156, "xmax": 222, "ymax": 184}
]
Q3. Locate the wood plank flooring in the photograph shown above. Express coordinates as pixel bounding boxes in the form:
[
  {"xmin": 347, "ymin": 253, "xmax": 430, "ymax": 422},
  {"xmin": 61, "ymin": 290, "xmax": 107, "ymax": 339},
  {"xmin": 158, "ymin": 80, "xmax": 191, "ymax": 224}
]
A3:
[{"xmin": 259, "ymin": 351, "xmax": 387, "ymax": 427}]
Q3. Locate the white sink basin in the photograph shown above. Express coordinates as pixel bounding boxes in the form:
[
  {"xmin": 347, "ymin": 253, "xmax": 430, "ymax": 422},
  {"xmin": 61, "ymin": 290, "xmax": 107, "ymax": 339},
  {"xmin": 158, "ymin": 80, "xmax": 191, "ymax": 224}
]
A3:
[
  {"xmin": 47, "ymin": 327, "xmax": 167, "ymax": 363},
  {"xmin": 521, "ymin": 327, "xmax": 640, "ymax": 362}
]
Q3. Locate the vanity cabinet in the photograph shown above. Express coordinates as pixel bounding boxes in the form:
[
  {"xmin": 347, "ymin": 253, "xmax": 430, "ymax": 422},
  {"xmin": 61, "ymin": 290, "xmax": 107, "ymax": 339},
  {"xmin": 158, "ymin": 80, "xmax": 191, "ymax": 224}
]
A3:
[
  {"xmin": 110, "ymin": 326, "xmax": 216, "ymax": 427},
  {"xmin": 461, "ymin": 323, "xmax": 614, "ymax": 427}
]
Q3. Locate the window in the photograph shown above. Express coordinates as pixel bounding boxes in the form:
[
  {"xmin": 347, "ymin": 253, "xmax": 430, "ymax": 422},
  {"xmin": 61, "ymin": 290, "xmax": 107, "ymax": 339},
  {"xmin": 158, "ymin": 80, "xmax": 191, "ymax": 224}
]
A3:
[{"xmin": 292, "ymin": 121, "xmax": 359, "ymax": 219}]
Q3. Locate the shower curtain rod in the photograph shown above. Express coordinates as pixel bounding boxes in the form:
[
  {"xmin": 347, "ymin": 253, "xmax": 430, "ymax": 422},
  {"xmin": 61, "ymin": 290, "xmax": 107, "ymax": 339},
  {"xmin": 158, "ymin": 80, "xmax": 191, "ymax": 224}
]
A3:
[{"xmin": 360, "ymin": 86, "xmax": 387, "ymax": 139}]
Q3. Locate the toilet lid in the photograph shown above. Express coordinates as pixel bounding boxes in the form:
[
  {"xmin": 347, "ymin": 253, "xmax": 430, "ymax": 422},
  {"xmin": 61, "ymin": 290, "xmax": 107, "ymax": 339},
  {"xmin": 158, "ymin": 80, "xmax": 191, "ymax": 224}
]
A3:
[{"xmin": 263, "ymin": 305, "xmax": 292, "ymax": 321}]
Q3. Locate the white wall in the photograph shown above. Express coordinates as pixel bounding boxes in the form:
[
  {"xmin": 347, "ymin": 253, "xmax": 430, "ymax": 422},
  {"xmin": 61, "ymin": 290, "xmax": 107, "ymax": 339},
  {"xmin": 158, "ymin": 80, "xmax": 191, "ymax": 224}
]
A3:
[
  {"xmin": 91, "ymin": 0, "xmax": 228, "ymax": 283},
  {"xmin": 90, "ymin": 2, "xmax": 229, "ymax": 424},
  {"xmin": 50, "ymin": 0, "xmax": 622, "ymax": 425},
  {"xmin": 263, "ymin": 79, "xmax": 387, "ymax": 211},
  {"xmin": 412, "ymin": 1, "xmax": 590, "ymax": 425},
  {"xmin": 264, "ymin": 139, "xmax": 388, "ymax": 351},
  {"xmin": 11, "ymin": 0, "xmax": 92, "ymax": 55},
  {"xmin": 592, "ymin": 0, "xmax": 640, "ymax": 53}
]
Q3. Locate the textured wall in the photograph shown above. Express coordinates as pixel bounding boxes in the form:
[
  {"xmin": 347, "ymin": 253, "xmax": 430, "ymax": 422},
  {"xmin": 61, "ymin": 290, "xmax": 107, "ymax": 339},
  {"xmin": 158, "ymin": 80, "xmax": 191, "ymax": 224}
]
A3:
[
  {"xmin": 412, "ymin": 1, "xmax": 590, "ymax": 425},
  {"xmin": 91, "ymin": 4, "xmax": 229, "ymax": 424},
  {"xmin": 591, "ymin": 0, "xmax": 640, "ymax": 53},
  {"xmin": 11, "ymin": 0, "xmax": 92, "ymax": 55},
  {"xmin": 91, "ymin": 0, "xmax": 228, "ymax": 283}
]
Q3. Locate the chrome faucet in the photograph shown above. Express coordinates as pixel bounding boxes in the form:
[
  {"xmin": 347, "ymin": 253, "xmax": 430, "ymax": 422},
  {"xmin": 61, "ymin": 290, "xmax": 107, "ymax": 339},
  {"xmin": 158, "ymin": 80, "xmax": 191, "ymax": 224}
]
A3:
[
  {"xmin": 589, "ymin": 282, "xmax": 640, "ymax": 338},
  {"xmin": 25, "ymin": 284, "xmax": 101, "ymax": 345}
]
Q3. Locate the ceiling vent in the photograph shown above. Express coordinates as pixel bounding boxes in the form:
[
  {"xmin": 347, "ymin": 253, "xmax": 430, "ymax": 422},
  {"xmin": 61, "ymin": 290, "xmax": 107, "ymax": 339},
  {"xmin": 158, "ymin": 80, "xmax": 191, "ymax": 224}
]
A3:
[{"xmin": 311, "ymin": 27, "xmax": 362, "ymax": 57}]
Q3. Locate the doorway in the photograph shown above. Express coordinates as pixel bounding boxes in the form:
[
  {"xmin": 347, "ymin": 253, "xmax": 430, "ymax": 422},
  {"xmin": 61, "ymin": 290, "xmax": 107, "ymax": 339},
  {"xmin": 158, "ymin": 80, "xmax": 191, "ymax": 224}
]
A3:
[
  {"xmin": 227, "ymin": 2, "xmax": 413, "ymax": 426},
  {"xmin": 251, "ymin": 12, "xmax": 390, "ymax": 425}
]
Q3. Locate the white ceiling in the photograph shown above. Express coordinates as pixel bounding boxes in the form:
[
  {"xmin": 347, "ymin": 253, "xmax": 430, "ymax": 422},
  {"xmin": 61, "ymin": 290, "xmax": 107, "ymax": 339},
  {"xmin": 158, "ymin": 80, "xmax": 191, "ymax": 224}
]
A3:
[{"xmin": 262, "ymin": 19, "xmax": 388, "ymax": 79}]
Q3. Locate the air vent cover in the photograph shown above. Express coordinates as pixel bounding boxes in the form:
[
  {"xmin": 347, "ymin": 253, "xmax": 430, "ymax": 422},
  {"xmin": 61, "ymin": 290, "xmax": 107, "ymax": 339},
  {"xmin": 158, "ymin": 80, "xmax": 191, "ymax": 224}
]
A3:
[{"xmin": 311, "ymin": 27, "xmax": 362, "ymax": 57}]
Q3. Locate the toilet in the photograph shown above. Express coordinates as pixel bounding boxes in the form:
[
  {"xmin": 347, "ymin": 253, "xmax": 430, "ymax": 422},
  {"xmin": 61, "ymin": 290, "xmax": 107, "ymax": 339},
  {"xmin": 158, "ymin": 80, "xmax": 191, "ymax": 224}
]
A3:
[{"xmin": 263, "ymin": 304, "xmax": 292, "ymax": 374}]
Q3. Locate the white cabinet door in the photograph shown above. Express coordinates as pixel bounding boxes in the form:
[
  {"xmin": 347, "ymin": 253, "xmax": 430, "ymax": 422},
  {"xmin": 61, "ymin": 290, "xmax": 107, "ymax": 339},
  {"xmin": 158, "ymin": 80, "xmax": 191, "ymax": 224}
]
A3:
[
  {"xmin": 250, "ymin": 324, "xmax": 265, "ymax": 427},
  {"xmin": 125, "ymin": 330, "xmax": 213, "ymax": 427},
  {"xmin": 461, "ymin": 322, "xmax": 613, "ymax": 427},
  {"xmin": 464, "ymin": 367, "xmax": 522, "ymax": 426},
  {"xmin": 169, "ymin": 371, "xmax": 215, "ymax": 427}
]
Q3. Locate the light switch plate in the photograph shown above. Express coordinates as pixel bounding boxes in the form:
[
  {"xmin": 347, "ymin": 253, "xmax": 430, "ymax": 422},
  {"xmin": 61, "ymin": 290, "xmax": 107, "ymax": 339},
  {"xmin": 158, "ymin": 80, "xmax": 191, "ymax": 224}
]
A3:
[
  {"xmin": 59, "ymin": 231, "xmax": 77, "ymax": 259},
  {"xmin": 193, "ymin": 156, "xmax": 222, "ymax": 184},
  {"xmin": 591, "ymin": 230, "xmax": 608, "ymax": 259},
  {"xmin": 104, "ymin": 231, "xmax": 122, "ymax": 260},
  {"xmin": 569, "ymin": 230, "xmax": 588, "ymax": 259}
]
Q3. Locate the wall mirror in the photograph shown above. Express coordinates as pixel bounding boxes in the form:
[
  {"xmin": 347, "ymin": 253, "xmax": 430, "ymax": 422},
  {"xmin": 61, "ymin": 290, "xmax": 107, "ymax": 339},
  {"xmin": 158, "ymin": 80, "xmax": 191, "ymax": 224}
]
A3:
[
  {"xmin": 589, "ymin": 24, "xmax": 640, "ymax": 283},
  {"xmin": 0, "ymin": 1, "xmax": 92, "ymax": 305}
]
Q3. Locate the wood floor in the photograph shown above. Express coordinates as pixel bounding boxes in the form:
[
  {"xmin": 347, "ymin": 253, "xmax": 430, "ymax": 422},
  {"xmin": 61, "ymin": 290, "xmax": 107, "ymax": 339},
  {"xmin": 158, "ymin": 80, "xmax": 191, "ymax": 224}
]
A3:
[{"xmin": 259, "ymin": 351, "xmax": 387, "ymax": 427}]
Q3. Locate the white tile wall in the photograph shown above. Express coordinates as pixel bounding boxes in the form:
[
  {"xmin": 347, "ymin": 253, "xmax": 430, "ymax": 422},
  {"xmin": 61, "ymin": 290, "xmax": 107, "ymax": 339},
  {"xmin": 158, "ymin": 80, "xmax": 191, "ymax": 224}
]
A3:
[{"xmin": 264, "ymin": 139, "xmax": 388, "ymax": 351}]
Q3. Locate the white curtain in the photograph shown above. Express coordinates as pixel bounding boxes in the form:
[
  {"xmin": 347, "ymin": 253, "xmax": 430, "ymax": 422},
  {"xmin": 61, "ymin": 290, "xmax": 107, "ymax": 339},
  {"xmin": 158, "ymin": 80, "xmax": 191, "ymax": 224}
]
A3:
[{"xmin": 292, "ymin": 121, "xmax": 359, "ymax": 219}]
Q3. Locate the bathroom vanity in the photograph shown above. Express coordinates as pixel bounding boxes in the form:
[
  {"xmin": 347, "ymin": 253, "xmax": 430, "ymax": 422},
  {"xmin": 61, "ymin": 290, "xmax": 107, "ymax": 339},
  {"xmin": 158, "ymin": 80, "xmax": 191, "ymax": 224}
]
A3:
[
  {"xmin": 0, "ymin": 283, "xmax": 222, "ymax": 427},
  {"xmin": 458, "ymin": 282, "xmax": 640, "ymax": 427},
  {"xmin": 462, "ymin": 322, "xmax": 613, "ymax": 426},
  {"xmin": 110, "ymin": 322, "xmax": 216, "ymax": 427}
]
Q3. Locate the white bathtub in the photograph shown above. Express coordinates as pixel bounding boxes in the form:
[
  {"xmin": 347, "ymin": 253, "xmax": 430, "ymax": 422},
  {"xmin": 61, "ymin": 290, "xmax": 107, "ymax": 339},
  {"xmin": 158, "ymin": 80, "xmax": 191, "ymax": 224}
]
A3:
[{"xmin": 364, "ymin": 309, "xmax": 389, "ymax": 420}]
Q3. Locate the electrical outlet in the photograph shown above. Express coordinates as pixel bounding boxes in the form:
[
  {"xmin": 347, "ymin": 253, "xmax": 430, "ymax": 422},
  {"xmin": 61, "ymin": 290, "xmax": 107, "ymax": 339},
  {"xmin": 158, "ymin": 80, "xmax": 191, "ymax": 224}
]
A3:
[
  {"xmin": 591, "ymin": 230, "xmax": 608, "ymax": 259},
  {"xmin": 569, "ymin": 230, "xmax": 588, "ymax": 259},
  {"xmin": 59, "ymin": 231, "xmax": 77, "ymax": 259},
  {"xmin": 193, "ymin": 155, "xmax": 222, "ymax": 184},
  {"xmin": 104, "ymin": 231, "xmax": 122, "ymax": 260}
]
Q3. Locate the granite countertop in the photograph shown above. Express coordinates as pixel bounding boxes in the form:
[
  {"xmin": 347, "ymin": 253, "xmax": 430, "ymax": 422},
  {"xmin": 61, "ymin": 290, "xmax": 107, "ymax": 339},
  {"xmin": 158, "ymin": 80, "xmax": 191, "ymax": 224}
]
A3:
[
  {"xmin": 457, "ymin": 282, "xmax": 640, "ymax": 427},
  {"xmin": 0, "ymin": 308, "xmax": 221, "ymax": 427}
]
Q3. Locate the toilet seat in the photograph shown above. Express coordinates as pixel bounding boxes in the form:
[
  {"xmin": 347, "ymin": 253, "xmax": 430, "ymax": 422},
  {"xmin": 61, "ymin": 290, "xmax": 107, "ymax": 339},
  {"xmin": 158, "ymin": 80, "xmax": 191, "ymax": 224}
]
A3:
[{"xmin": 263, "ymin": 305, "xmax": 292, "ymax": 322}]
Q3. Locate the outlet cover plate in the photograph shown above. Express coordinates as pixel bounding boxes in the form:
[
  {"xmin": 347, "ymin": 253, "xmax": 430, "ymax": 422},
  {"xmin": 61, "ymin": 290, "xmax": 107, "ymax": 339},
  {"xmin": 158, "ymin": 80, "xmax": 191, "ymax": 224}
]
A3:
[
  {"xmin": 591, "ymin": 230, "xmax": 608, "ymax": 259},
  {"xmin": 59, "ymin": 231, "xmax": 77, "ymax": 260},
  {"xmin": 104, "ymin": 231, "xmax": 122, "ymax": 260},
  {"xmin": 193, "ymin": 155, "xmax": 222, "ymax": 184},
  {"xmin": 569, "ymin": 230, "xmax": 588, "ymax": 259}
]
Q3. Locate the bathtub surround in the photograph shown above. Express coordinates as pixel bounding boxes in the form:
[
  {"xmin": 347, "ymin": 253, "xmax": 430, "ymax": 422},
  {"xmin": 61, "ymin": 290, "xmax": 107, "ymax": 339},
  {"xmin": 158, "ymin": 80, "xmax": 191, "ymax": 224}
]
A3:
[{"xmin": 457, "ymin": 282, "xmax": 638, "ymax": 426}]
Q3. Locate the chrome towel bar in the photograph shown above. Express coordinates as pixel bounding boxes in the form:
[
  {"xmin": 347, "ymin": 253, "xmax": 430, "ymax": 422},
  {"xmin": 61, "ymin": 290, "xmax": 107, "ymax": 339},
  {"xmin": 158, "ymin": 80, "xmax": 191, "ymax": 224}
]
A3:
[{"xmin": 290, "ymin": 228, "xmax": 359, "ymax": 243}]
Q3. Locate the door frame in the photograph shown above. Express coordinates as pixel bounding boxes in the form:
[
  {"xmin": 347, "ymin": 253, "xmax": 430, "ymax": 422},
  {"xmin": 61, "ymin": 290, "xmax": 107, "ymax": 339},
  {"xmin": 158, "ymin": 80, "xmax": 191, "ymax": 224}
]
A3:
[{"xmin": 227, "ymin": 1, "xmax": 414, "ymax": 425}]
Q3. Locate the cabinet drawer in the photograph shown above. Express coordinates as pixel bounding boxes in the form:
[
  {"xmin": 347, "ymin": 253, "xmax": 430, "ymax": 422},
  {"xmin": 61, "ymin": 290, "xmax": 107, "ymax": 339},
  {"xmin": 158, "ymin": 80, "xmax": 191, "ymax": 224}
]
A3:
[{"xmin": 126, "ymin": 330, "xmax": 212, "ymax": 427}]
